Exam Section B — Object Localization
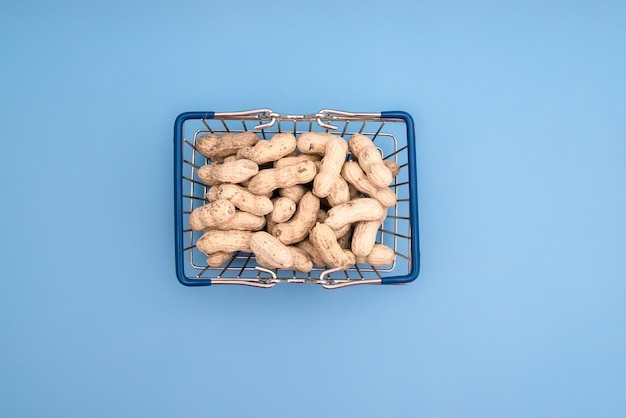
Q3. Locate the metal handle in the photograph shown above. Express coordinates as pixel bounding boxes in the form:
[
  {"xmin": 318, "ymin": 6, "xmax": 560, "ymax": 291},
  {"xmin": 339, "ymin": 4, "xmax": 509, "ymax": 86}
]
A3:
[{"xmin": 211, "ymin": 109, "xmax": 385, "ymax": 131}]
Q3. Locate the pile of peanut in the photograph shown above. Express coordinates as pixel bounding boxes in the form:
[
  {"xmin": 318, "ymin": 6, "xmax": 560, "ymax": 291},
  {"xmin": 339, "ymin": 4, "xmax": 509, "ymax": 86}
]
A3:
[{"xmin": 188, "ymin": 130, "xmax": 400, "ymax": 273}]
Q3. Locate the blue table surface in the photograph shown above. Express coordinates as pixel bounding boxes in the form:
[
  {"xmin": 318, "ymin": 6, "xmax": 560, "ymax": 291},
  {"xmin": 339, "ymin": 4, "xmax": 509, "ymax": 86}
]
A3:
[{"xmin": 1, "ymin": 1, "xmax": 625, "ymax": 417}]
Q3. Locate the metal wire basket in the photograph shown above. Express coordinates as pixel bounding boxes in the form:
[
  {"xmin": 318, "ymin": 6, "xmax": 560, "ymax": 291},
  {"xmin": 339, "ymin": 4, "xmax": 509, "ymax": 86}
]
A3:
[{"xmin": 174, "ymin": 109, "xmax": 420, "ymax": 288}]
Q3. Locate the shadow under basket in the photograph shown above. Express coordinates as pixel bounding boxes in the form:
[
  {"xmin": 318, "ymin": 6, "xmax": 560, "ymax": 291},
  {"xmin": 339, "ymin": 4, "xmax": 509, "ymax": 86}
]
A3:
[{"xmin": 174, "ymin": 109, "xmax": 420, "ymax": 288}]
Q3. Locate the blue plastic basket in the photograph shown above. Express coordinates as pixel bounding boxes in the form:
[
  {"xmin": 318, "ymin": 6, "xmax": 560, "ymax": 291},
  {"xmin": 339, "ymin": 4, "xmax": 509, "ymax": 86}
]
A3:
[{"xmin": 174, "ymin": 109, "xmax": 420, "ymax": 288}]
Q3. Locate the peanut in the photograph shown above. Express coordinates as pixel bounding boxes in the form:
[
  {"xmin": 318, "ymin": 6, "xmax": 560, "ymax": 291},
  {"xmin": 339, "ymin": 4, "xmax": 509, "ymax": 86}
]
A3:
[
  {"xmin": 355, "ymin": 244, "xmax": 395, "ymax": 266},
  {"xmin": 254, "ymin": 253, "xmax": 282, "ymax": 271},
  {"xmin": 279, "ymin": 185, "xmax": 308, "ymax": 203},
  {"xmin": 272, "ymin": 192, "xmax": 320, "ymax": 245},
  {"xmin": 296, "ymin": 239, "xmax": 326, "ymax": 267},
  {"xmin": 341, "ymin": 161, "xmax": 397, "ymax": 207},
  {"xmin": 271, "ymin": 197, "xmax": 297, "ymax": 223},
  {"xmin": 209, "ymin": 211, "xmax": 265, "ymax": 231},
  {"xmin": 309, "ymin": 223, "xmax": 355, "ymax": 270},
  {"xmin": 324, "ymin": 198, "xmax": 385, "ymax": 230},
  {"xmin": 249, "ymin": 231, "xmax": 293, "ymax": 270},
  {"xmin": 199, "ymin": 159, "xmax": 259, "ymax": 184},
  {"xmin": 196, "ymin": 131, "xmax": 259, "ymax": 161},
  {"xmin": 196, "ymin": 165, "xmax": 221, "ymax": 186},
  {"xmin": 333, "ymin": 223, "xmax": 352, "ymax": 239},
  {"xmin": 247, "ymin": 160, "xmax": 317, "ymax": 195},
  {"xmin": 188, "ymin": 199, "xmax": 235, "ymax": 231},
  {"xmin": 351, "ymin": 217, "xmax": 384, "ymax": 258},
  {"xmin": 326, "ymin": 175, "xmax": 350, "ymax": 207},
  {"xmin": 383, "ymin": 159, "xmax": 401, "ymax": 177},
  {"xmin": 237, "ymin": 132, "xmax": 297, "ymax": 164},
  {"xmin": 297, "ymin": 132, "xmax": 336, "ymax": 155},
  {"xmin": 313, "ymin": 135, "xmax": 348, "ymax": 198},
  {"xmin": 197, "ymin": 230, "xmax": 253, "ymax": 254},
  {"xmin": 288, "ymin": 247, "xmax": 313, "ymax": 272},
  {"xmin": 274, "ymin": 153, "xmax": 321, "ymax": 169},
  {"xmin": 206, "ymin": 252, "xmax": 233, "ymax": 267},
  {"xmin": 349, "ymin": 133, "xmax": 392, "ymax": 188},
  {"xmin": 255, "ymin": 246, "xmax": 313, "ymax": 273},
  {"xmin": 207, "ymin": 184, "xmax": 273, "ymax": 216},
  {"xmin": 221, "ymin": 155, "xmax": 238, "ymax": 163}
]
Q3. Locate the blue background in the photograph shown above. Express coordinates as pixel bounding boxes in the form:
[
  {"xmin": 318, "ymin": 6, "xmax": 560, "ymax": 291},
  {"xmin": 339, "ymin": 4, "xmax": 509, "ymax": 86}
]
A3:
[{"xmin": 1, "ymin": 1, "xmax": 625, "ymax": 416}]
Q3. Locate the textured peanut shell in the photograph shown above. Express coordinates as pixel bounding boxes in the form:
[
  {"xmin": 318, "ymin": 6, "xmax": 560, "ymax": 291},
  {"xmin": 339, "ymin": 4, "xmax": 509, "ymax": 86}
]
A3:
[
  {"xmin": 196, "ymin": 165, "xmax": 222, "ymax": 186},
  {"xmin": 341, "ymin": 161, "xmax": 397, "ymax": 207},
  {"xmin": 188, "ymin": 200, "xmax": 236, "ymax": 231},
  {"xmin": 204, "ymin": 159, "xmax": 259, "ymax": 184},
  {"xmin": 274, "ymin": 153, "xmax": 321, "ymax": 169},
  {"xmin": 209, "ymin": 154, "xmax": 237, "ymax": 164},
  {"xmin": 383, "ymin": 159, "xmax": 401, "ymax": 177},
  {"xmin": 326, "ymin": 175, "xmax": 350, "ymax": 207},
  {"xmin": 254, "ymin": 252, "xmax": 280, "ymax": 270},
  {"xmin": 271, "ymin": 197, "xmax": 297, "ymax": 223},
  {"xmin": 206, "ymin": 252, "xmax": 233, "ymax": 267},
  {"xmin": 310, "ymin": 223, "xmax": 355, "ymax": 269},
  {"xmin": 287, "ymin": 247, "xmax": 313, "ymax": 272},
  {"xmin": 207, "ymin": 184, "xmax": 273, "ymax": 216},
  {"xmin": 196, "ymin": 230, "xmax": 253, "ymax": 254},
  {"xmin": 296, "ymin": 239, "xmax": 326, "ymax": 267},
  {"xmin": 195, "ymin": 131, "xmax": 260, "ymax": 160},
  {"xmin": 355, "ymin": 244, "xmax": 395, "ymax": 266},
  {"xmin": 279, "ymin": 185, "xmax": 308, "ymax": 203},
  {"xmin": 247, "ymin": 160, "xmax": 317, "ymax": 195},
  {"xmin": 324, "ymin": 198, "xmax": 385, "ymax": 230},
  {"xmin": 313, "ymin": 136, "xmax": 348, "ymax": 198},
  {"xmin": 254, "ymin": 247, "xmax": 312, "ymax": 272},
  {"xmin": 272, "ymin": 192, "xmax": 320, "ymax": 245},
  {"xmin": 249, "ymin": 231, "xmax": 293, "ymax": 270},
  {"xmin": 297, "ymin": 132, "xmax": 336, "ymax": 155},
  {"xmin": 333, "ymin": 223, "xmax": 352, "ymax": 239},
  {"xmin": 237, "ymin": 132, "xmax": 297, "ymax": 164},
  {"xmin": 351, "ymin": 219, "xmax": 382, "ymax": 257},
  {"xmin": 211, "ymin": 211, "xmax": 265, "ymax": 231},
  {"xmin": 349, "ymin": 133, "xmax": 393, "ymax": 188}
]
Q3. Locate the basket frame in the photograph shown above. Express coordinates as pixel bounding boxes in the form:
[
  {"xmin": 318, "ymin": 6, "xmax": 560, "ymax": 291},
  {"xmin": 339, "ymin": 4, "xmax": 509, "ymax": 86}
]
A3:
[{"xmin": 173, "ymin": 109, "xmax": 420, "ymax": 288}]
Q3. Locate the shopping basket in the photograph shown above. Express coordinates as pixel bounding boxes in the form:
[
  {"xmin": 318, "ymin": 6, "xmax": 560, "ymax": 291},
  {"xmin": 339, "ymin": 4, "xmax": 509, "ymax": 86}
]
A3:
[{"xmin": 174, "ymin": 109, "xmax": 420, "ymax": 288}]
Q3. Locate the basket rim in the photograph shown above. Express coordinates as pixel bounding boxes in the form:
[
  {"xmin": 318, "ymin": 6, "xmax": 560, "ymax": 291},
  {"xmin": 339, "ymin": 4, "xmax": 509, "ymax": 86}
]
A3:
[{"xmin": 174, "ymin": 109, "xmax": 420, "ymax": 287}]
